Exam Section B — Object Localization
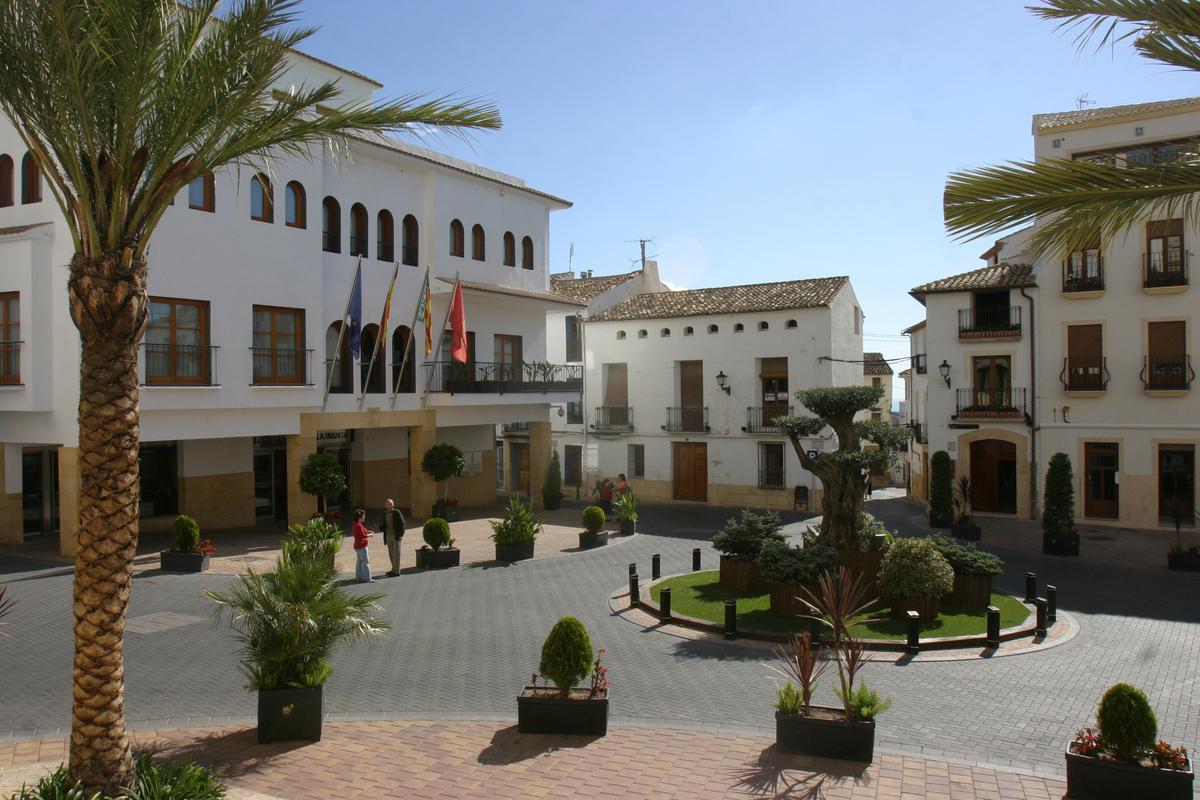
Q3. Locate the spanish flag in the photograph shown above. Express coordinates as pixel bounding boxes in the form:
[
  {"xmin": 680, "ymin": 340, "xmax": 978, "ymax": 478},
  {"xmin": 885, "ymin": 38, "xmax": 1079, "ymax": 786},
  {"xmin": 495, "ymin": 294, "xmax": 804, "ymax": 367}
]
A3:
[{"xmin": 415, "ymin": 268, "xmax": 433, "ymax": 356}]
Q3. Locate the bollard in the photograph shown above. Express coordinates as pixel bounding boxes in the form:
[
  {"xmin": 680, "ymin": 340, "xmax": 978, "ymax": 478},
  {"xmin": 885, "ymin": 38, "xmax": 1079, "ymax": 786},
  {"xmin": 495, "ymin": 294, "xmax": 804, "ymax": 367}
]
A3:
[
  {"xmin": 724, "ymin": 599, "xmax": 737, "ymax": 640},
  {"xmin": 905, "ymin": 610, "xmax": 920, "ymax": 654},
  {"xmin": 629, "ymin": 562, "xmax": 637, "ymax": 578},
  {"xmin": 652, "ymin": 554, "xmax": 661, "ymax": 580},
  {"xmin": 985, "ymin": 605, "xmax": 1000, "ymax": 648},
  {"xmin": 629, "ymin": 573, "xmax": 640, "ymax": 607},
  {"xmin": 1046, "ymin": 585, "xmax": 1057, "ymax": 624},
  {"xmin": 807, "ymin": 616, "xmax": 822, "ymax": 647},
  {"xmin": 659, "ymin": 587, "xmax": 672, "ymax": 622},
  {"xmin": 1024, "ymin": 572, "xmax": 1037, "ymax": 603},
  {"xmin": 692, "ymin": 548, "xmax": 701, "ymax": 572},
  {"xmin": 1035, "ymin": 597, "xmax": 1048, "ymax": 637}
]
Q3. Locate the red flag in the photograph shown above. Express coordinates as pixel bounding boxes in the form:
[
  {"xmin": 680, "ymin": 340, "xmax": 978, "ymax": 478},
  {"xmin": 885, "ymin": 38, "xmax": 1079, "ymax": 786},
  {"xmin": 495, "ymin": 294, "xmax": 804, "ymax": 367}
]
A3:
[{"xmin": 449, "ymin": 281, "xmax": 468, "ymax": 363}]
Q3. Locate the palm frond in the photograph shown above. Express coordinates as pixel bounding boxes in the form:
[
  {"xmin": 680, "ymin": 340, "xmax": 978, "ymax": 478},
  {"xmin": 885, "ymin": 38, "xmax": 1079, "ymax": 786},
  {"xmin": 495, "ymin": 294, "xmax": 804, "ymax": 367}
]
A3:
[{"xmin": 1031, "ymin": 0, "xmax": 1200, "ymax": 72}]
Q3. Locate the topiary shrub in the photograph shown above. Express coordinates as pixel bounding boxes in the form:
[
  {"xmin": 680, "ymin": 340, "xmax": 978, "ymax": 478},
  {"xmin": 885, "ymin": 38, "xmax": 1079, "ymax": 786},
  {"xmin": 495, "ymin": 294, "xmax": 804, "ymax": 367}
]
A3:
[
  {"xmin": 582, "ymin": 505, "xmax": 606, "ymax": 532},
  {"xmin": 1097, "ymin": 683, "xmax": 1158, "ymax": 762},
  {"xmin": 756, "ymin": 541, "xmax": 838, "ymax": 585},
  {"xmin": 542, "ymin": 451, "xmax": 564, "ymax": 511},
  {"xmin": 172, "ymin": 514, "xmax": 201, "ymax": 553},
  {"xmin": 711, "ymin": 509, "xmax": 787, "ymax": 561},
  {"xmin": 929, "ymin": 451, "xmax": 953, "ymax": 514},
  {"xmin": 299, "ymin": 450, "xmax": 347, "ymax": 514},
  {"xmin": 879, "ymin": 537, "xmax": 954, "ymax": 600},
  {"xmin": 538, "ymin": 615, "xmax": 593, "ymax": 696},
  {"xmin": 1043, "ymin": 452, "xmax": 1079, "ymax": 554},
  {"xmin": 928, "ymin": 534, "xmax": 1003, "ymax": 576},
  {"xmin": 421, "ymin": 443, "xmax": 465, "ymax": 501},
  {"xmin": 423, "ymin": 517, "xmax": 452, "ymax": 550}
]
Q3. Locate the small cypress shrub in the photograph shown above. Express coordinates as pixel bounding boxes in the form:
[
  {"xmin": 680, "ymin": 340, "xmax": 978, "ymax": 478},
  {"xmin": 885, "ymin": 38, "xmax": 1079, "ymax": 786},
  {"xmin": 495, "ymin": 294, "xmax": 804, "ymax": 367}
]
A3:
[
  {"xmin": 1042, "ymin": 452, "xmax": 1078, "ymax": 550},
  {"xmin": 538, "ymin": 615, "xmax": 593, "ymax": 695},
  {"xmin": 929, "ymin": 451, "xmax": 953, "ymax": 514},
  {"xmin": 582, "ymin": 505, "xmax": 606, "ymax": 532},
  {"xmin": 423, "ymin": 517, "xmax": 452, "ymax": 550},
  {"xmin": 1097, "ymin": 683, "xmax": 1157, "ymax": 762},
  {"xmin": 543, "ymin": 451, "xmax": 564, "ymax": 510},
  {"xmin": 172, "ymin": 514, "xmax": 201, "ymax": 553}
]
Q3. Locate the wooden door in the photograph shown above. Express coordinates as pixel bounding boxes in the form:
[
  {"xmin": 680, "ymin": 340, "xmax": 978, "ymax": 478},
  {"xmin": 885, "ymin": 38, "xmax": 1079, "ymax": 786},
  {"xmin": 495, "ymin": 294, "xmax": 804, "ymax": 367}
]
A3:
[
  {"xmin": 604, "ymin": 363, "xmax": 628, "ymax": 426},
  {"xmin": 760, "ymin": 357, "xmax": 789, "ymax": 420},
  {"xmin": 672, "ymin": 442, "xmax": 707, "ymax": 501},
  {"xmin": 1067, "ymin": 324, "xmax": 1104, "ymax": 389},
  {"xmin": 970, "ymin": 439, "xmax": 1017, "ymax": 513},
  {"xmin": 1159, "ymin": 445, "xmax": 1195, "ymax": 523},
  {"xmin": 495, "ymin": 334, "xmax": 522, "ymax": 382},
  {"xmin": 514, "ymin": 444, "xmax": 531, "ymax": 495},
  {"xmin": 1084, "ymin": 442, "xmax": 1119, "ymax": 519},
  {"xmin": 679, "ymin": 361, "xmax": 703, "ymax": 430},
  {"xmin": 1147, "ymin": 321, "xmax": 1186, "ymax": 388}
]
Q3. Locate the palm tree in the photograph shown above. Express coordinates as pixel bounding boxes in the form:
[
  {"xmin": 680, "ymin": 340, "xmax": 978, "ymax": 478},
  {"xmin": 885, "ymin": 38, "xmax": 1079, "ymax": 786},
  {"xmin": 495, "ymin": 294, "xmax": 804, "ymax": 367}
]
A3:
[
  {"xmin": 944, "ymin": 0, "xmax": 1200, "ymax": 257},
  {"xmin": 0, "ymin": 1, "xmax": 499, "ymax": 792}
]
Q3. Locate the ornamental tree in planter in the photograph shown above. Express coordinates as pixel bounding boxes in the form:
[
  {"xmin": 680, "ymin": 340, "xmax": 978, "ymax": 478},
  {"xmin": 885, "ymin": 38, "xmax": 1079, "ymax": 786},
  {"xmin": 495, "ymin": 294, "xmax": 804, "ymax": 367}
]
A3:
[
  {"xmin": 282, "ymin": 518, "xmax": 343, "ymax": 573},
  {"xmin": 421, "ymin": 443, "xmax": 465, "ymax": 520},
  {"xmin": 299, "ymin": 450, "xmax": 347, "ymax": 518},
  {"xmin": 205, "ymin": 546, "xmax": 389, "ymax": 744},
  {"xmin": 756, "ymin": 540, "xmax": 838, "ymax": 617},
  {"xmin": 542, "ymin": 451, "xmax": 564, "ymax": 511},
  {"xmin": 929, "ymin": 535, "xmax": 1003, "ymax": 608},
  {"xmin": 928, "ymin": 451, "xmax": 954, "ymax": 528},
  {"xmin": 711, "ymin": 509, "xmax": 786, "ymax": 592},
  {"xmin": 951, "ymin": 475, "xmax": 981, "ymax": 540},
  {"xmin": 1043, "ymin": 452, "xmax": 1080, "ymax": 556},
  {"xmin": 579, "ymin": 505, "xmax": 608, "ymax": 549},
  {"xmin": 491, "ymin": 496, "xmax": 541, "ymax": 563},
  {"xmin": 1066, "ymin": 683, "xmax": 1193, "ymax": 800},
  {"xmin": 615, "ymin": 490, "xmax": 639, "ymax": 535},
  {"xmin": 1164, "ymin": 497, "xmax": 1200, "ymax": 571},
  {"xmin": 160, "ymin": 514, "xmax": 210, "ymax": 573},
  {"xmin": 879, "ymin": 537, "xmax": 954, "ymax": 620},
  {"xmin": 518, "ymin": 616, "xmax": 609, "ymax": 736},
  {"xmin": 777, "ymin": 386, "xmax": 907, "ymax": 550},
  {"xmin": 417, "ymin": 517, "xmax": 460, "ymax": 569}
]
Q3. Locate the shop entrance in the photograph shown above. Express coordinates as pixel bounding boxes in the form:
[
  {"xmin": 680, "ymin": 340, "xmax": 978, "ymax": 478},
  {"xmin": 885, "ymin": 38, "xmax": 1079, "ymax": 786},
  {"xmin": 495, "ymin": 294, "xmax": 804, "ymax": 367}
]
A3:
[
  {"xmin": 253, "ymin": 438, "xmax": 288, "ymax": 522},
  {"xmin": 21, "ymin": 448, "xmax": 58, "ymax": 539}
]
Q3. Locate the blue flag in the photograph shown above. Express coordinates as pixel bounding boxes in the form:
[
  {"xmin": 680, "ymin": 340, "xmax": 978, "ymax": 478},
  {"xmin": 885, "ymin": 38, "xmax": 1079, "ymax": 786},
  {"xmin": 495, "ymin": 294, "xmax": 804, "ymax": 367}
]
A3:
[{"xmin": 347, "ymin": 263, "xmax": 362, "ymax": 360}]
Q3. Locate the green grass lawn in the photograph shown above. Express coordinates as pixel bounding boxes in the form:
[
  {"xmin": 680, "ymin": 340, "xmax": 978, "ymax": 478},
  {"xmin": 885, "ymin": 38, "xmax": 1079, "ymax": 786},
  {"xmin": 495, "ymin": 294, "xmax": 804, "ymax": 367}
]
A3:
[{"xmin": 649, "ymin": 570, "xmax": 1029, "ymax": 640}]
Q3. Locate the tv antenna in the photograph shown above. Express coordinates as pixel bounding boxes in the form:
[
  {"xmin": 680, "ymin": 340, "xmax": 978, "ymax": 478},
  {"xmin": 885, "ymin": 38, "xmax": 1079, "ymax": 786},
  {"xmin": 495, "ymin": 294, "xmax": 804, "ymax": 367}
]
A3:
[
  {"xmin": 624, "ymin": 236, "xmax": 656, "ymax": 269},
  {"xmin": 1075, "ymin": 93, "xmax": 1095, "ymax": 110}
]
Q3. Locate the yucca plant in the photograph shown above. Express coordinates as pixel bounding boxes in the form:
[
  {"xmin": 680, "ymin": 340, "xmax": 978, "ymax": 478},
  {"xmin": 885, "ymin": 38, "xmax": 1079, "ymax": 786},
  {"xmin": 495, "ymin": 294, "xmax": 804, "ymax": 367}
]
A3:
[{"xmin": 490, "ymin": 495, "xmax": 542, "ymax": 545}]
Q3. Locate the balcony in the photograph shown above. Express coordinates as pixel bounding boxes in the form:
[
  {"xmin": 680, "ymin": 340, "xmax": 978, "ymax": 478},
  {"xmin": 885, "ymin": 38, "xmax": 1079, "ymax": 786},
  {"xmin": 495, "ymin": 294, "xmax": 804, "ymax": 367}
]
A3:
[
  {"xmin": 593, "ymin": 406, "xmax": 633, "ymax": 433},
  {"xmin": 910, "ymin": 422, "xmax": 928, "ymax": 445},
  {"xmin": 142, "ymin": 343, "xmax": 218, "ymax": 386},
  {"xmin": 958, "ymin": 306, "xmax": 1022, "ymax": 340},
  {"xmin": 954, "ymin": 387, "xmax": 1027, "ymax": 419},
  {"xmin": 250, "ymin": 348, "xmax": 312, "ymax": 386},
  {"xmin": 501, "ymin": 422, "xmax": 529, "ymax": 435},
  {"xmin": 1062, "ymin": 259, "xmax": 1104, "ymax": 293},
  {"xmin": 1142, "ymin": 356, "xmax": 1194, "ymax": 391},
  {"xmin": 565, "ymin": 401, "xmax": 583, "ymax": 425},
  {"xmin": 1143, "ymin": 251, "xmax": 1188, "ymax": 289},
  {"xmin": 1060, "ymin": 357, "xmax": 1108, "ymax": 391},
  {"xmin": 663, "ymin": 406, "xmax": 709, "ymax": 433},
  {"xmin": 424, "ymin": 360, "xmax": 582, "ymax": 395},
  {"xmin": 911, "ymin": 353, "xmax": 927, "ymax": 374},
  {"xmin": 743, "ymin": 405, "xmax": 793, "ymax": 433},
  {"xmin": 0, "ymin": 340, "xmax": 21, "ymax": 385}
]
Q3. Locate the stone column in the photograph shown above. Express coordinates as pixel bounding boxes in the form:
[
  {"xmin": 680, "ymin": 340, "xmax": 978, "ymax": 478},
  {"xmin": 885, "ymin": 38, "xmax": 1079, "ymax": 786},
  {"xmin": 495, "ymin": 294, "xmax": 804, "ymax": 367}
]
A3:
[
  {"xmin": 528, "ymin": 421, "xmax": 551, "ymax": 512},
  {"xmin": 409, "ymin": 423, "xmax": 436, "ymax": 519},
  {"xmin": 57, "ymin": 447, "xmax": 81, "ymax": 557},
  {"xmin": 0, "ymin": 448, "xmax": 23, "ymax": 546},
  {"xmin": 286, "ymin": 434, "xmax": 318, "ymax": 525}
]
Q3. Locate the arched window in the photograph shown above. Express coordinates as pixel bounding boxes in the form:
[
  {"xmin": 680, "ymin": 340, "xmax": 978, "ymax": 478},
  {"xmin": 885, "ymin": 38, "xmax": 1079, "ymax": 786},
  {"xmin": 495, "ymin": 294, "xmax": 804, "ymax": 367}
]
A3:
[
  {"xmin": 707, "ymin": 324, "xmax": 719, "ymax": 334},
  {"xmin": 285, "ymin": 181, "xmax": 306, "ymax": 228},
  {"xmin": 360, "ymin": 323, "xmax": 384, "ymax": 393},
  {"xmin": 325, "ymin": 321, "xmax": 352, "ymax": 394},
  {"xmin": 637, "ymin": 329, "xmax": 647, "ymax": 339},
  {"xmin": 616, "ymin": 330, "xmax": 626, "ymax": 340},
  {"xmin": 20, "ymin": 153, "xmax": 40, "ymax": 204},
  {"xmin": 377, "ymin": 210, "xmax": 394, "ymax": 261},
  {"xmin": 503, "ymin": 232, "xmax": 516, "ymax": 266},
  {"xmin": 0, "ymin": 155, "xmax": 13, "ymax": 207},
  {"xmin": 322, "ymin": 197, "xmax": 340, "ymax": 253},
  {"xmin": 188, "ymin": 173, "xmax": 214, "ymax": 212},
  {"xmin": 350, "ymin": 203, "xmax": 368, "ymax": 257},
  {"xmin": 402, "ymin": 214, "xmax": 418, "ymax": 266},
  {"xmin": 471, "ymin": 224, "xmax": 485, "ymax": 261},
  {"xmin": 734, "ymin": 323, "xmax": 744, "ymax": 332},
  {"xmin": 521, "ymin": 236, "xmax": 534, "ymax": 270},
  {"xmin": 785, "ymin": 319, "xmax": 797, "ymax": 329},
  {"xmin": 660, "ymin": 328, "xmax": 671, "ymax": 337},
  {"xmin": 449, "ymin": 219, "xmax": 464, "ymax": 256},
  {"xmin": 250, "ymin": 173, "xmax": 273, "ymax": 222},
  {"xmin": 684, "ymin": 326, "xmax": 694, "ymax": 336},
  {"xmin": 758, "ymin": 321, "xmax": 769, "ymax": 331},
  {"xmin": 391, "ymin": 325, "xmax": 415, "ymax": 393}
]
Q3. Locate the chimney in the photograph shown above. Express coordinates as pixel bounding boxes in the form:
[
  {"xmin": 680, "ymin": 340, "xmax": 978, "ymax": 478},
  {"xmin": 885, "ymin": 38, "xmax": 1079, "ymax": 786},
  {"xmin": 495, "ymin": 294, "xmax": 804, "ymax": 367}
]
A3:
[{"xmin": 641, "ymin": 259, "xmax": 668, "ymax": 292}]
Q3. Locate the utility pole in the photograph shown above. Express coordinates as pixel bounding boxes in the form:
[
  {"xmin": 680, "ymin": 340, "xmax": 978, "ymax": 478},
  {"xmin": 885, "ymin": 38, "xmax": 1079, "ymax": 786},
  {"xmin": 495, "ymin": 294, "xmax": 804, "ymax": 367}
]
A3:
[{"xmin": 625, "ymin": 236, "xmax": 655, "ymax": 270}]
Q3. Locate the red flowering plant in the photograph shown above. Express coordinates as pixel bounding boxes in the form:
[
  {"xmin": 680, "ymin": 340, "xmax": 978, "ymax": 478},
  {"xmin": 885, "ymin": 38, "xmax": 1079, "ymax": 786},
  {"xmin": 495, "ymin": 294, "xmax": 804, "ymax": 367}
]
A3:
[
  {"xmin": 587, "ymin": 648, "xmax": 609, "ymax": 699},
  {"xmin": 1069, "ymin": 684, "xmax": 1192, "ymax": 771},
  {"xmin": 1151, "ymin": 741, "xmax": 1191, "ymax": 772},
  {"xmin": 198, "ymin": 538, "xmax": 215, "ymax": 556}
]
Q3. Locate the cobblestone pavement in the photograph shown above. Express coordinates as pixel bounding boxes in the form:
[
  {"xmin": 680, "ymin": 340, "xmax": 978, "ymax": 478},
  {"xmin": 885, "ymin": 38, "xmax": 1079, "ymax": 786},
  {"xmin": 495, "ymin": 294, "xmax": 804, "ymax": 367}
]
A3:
[
  {"xmin": 1, "ymin": 493, "xmax": 1198, "ymax": 787},
  {"xmin": 0, "ymin": 721, "xmax": 1068, "ymax": 800}
]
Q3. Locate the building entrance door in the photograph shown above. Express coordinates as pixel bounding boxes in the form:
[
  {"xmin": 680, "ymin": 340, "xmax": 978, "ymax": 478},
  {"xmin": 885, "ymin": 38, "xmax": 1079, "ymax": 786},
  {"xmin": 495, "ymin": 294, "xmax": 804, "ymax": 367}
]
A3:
[
  {"xmin": 672, "ymin": 442, "xmax": 707, "ymax": 501},
  {"xmin": 970, "ymin": 439, "xmax": 1017, "ymax": 513},
  {"xmin": 21, "ymin": 449, "xmax": 58, "ymax": 539},
  {"xmin": 1159, "ymin": 444, "xmax": 1195, "ymax": 525},
  {"xmin": 253, "ymin": 448, "xmax": 288, "ymax": 522},
  {"xmin": 1084, "ymin": 442, "xmax": 1119, "ymax": 519},
  {"xmin": 511, "ymin": 443, "xmax": 530, "ymax": 495}
]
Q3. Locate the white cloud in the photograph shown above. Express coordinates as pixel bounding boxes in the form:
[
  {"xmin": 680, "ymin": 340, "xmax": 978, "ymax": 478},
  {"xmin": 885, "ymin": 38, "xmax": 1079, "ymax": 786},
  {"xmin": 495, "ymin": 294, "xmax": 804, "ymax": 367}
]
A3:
[{"xmin": 655, "ymin": 236, "xmax": 709, "ymax": 289}]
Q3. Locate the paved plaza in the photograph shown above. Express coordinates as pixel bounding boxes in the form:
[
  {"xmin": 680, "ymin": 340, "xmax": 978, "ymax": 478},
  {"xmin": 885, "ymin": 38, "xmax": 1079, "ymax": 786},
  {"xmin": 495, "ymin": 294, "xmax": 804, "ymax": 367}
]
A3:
[{"xmin": 1, "ymin": 493, "xmax": 1199, "ymax": 797}]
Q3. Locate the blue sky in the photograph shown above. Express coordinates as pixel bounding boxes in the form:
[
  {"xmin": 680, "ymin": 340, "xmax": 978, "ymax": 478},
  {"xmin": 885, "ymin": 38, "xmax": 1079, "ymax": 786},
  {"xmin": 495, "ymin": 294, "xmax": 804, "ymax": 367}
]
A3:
[{"xmin": 297, "ymin": 1, "xmax": 1196, "ymax": 399}]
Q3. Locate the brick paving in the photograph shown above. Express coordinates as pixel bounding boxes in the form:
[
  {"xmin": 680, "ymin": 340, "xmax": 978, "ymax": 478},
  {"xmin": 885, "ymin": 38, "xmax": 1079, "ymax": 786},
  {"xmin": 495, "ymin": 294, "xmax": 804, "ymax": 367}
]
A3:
[{"xmin": 0, "ymin": 720, "xmax": 1068, "ymax": 799}]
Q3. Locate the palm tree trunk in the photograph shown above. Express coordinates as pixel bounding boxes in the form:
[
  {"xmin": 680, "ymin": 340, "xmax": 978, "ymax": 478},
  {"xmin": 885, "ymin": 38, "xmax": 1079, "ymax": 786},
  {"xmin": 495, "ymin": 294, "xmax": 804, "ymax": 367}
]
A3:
[{"xmin": 66, "ymin": 251, "xmax": 147, "ymax": 793}]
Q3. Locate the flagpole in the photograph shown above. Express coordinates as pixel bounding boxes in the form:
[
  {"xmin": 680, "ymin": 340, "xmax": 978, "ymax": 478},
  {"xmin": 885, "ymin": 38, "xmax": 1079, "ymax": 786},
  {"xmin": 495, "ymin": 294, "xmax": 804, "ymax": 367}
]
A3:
[
  {"xmin": 420, "ymin": 270, "xmax": 460, "ymax": 409},
  {"xmin": 358, "ymin": 260, "xmax": 400, "ymax": 411},
  {"xmin": 321, "ymin": 256, "xmax": 362, "ymax": 412},
  {"xmin": 389, "ymin": 263, "xmax": 429, "ymax": 410}
]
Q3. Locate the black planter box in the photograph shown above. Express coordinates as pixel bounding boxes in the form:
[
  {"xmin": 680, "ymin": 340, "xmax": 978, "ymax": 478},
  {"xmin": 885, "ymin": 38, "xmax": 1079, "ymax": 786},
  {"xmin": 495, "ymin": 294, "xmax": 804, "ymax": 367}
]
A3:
[
  {"xmin": 517, "ymin": 686, "xmax": 608, "ymax": 736},
  {"xmin": 257, "ymin": 686, "xmax": 323, "ymax": 744},
  {"xmin": 431, "ymin": 504, "xmax": 459, "ymax": 522},
  {"xmin": 619, "ymin": 519, "xmax": 636, "ymax": 535},
  {"xmin": 579, "ymin": 531, "xmax": 608, "ymax": 549},
  {"xmin": 416, "ymin": 547, "xmax": 461, "ymax": 569},
  {"xmin": 775, "ymin": 707, "xmax": 876, "ymax": 763},
  {"xmin": 928, "ymin": 510, "xmax": 954, "ymax": 528},
  {"xmin": 1065, "ymin": 748, "xmax": 1193, "ymax": 800},
  {"xmin": 495, "ymin": 541, "xmax": 535, "ymax": 563},
  {"xmin": 1043, "ymin": 533, "xmax": 1080, "ymax": 556},
  {"xmin": 951, "ymin": 523, "xmax": 981, "ymax": 541},
  {"xmin": 543, "ymin": 495, "xmax": 561, "ymax": 511},
  {"xmin": 159, "ymin": 550, "xmax": 209, "ymax": 573},
  {"xmin": 1167, "ymin": 551, "xmax": 1200, "ymax": 571}
]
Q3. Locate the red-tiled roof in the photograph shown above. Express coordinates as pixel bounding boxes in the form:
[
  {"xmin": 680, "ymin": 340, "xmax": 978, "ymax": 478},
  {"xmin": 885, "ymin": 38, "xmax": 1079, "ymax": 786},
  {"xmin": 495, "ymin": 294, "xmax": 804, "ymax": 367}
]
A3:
[
  {"xmin": 909, "ymin": 263, "xmax": 1035, "ymax": 304},
  {"xmin": 550, "ymin": 270, "xmax": 641, "ymax": 302},
  {"xmin": 863, "ymin": 352, "xmax": 894, "ymax": 376},
  {"xmin": 589, "ymin": 276, "xmax": 847, "ymax": 322}
]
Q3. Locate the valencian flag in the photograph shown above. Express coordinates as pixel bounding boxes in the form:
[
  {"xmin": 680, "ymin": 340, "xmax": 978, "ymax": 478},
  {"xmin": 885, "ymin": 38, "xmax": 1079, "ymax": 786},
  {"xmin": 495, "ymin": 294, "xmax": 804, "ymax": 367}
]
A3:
[
  {"xmin": 449, "ymin": 280, "xmax": 468, "ymax": 363},
  {"xmin": 378, "ymin": 262, "xmax": 399, "ymax": 341},
  {"xmin": 346, "ymin": 261, "xmax": 363, "ymax": 359},
  {"xmin": 415, "ymin": 269, "xmax": 433, "ymax": 356}
]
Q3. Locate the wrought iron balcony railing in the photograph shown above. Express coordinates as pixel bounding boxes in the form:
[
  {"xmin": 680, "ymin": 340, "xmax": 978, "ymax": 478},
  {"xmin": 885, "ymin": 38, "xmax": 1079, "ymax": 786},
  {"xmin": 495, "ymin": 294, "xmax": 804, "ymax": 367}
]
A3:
[
  {"xmin": 0, "ymin": 340, "xmax": 21, "ymax": 385},
  {"xmin": 143, "ymin": 343, "xmax": 218, "ymax": 386},
  {"xmin": 1062, "ymin": 257, "xmax": 1105, "ymax": 293},
  {"xmin": 663, "ymin": 406, "xmax": 709, "ymax": 432},
  {"xmin": 1142, "ymin": 356, "xmax": 1194, "ymax": 390},
  {"xmin": 1143, "ymin": 251, "xmax": 1188, "ymax": 288},
  {"xmin": 912, "ymin": 353, "xmax": 927, "ymax": 374},
  {"xmin": 954, "ymin": 387, "xmax": 1027, "ymax": 418},
  {"xmin": 423, "ymin": 360, "xmax": 582, "ymax": 394},
  {"xmin": 1060, "ymin": 356, "xmax": 1109, "ymax": 391},
  {"xmin": 593, "ymin": 406, "xmax": 633, "ymax": 433},
  {"xmin": 250, "ymin": 347, "xmax": 311, "ymax": 385},
  {"xmin": 958, "ymin": 306, "xmax": 1022, "ymax": 338},
  {"xmin": 743, "ymin": 405, "xmax": 793, "ymax": 433}
]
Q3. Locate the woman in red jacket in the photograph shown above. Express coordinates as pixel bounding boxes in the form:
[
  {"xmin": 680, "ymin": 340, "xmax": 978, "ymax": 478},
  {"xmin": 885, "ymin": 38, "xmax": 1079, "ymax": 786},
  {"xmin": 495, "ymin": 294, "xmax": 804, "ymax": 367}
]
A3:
[{"xmin": 352, "ymin": 508, "xmax": 374, "ymax": 583}]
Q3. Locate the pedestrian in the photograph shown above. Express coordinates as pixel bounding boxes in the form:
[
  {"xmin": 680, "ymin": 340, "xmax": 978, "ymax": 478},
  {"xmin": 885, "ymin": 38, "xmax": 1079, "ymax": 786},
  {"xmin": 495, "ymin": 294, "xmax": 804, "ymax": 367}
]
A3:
[
  {"xmin": 379, "ymin": 498, "xmax": 406, "ymax": 577},
  {"xmin": 599, "ymin": 478, "xmax": 614, "ymax": 515},
  {"xmin": 352, "ymin": 508, "xmax": 374, "ymax": 583},
  {"xmin": 863, "ymin": 468, "xmax": 874, "ymax": 499},
  {"xmin": 614, "ymin": 473, "xmax": 630, "ymax": 497}
]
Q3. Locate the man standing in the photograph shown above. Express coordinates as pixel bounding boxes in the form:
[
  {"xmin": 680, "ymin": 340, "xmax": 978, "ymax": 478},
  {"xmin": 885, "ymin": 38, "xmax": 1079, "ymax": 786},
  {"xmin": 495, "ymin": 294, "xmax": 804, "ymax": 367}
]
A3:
[{"xmin": 379, "ymin": 498, "xmax": 406, "ymax": 577}]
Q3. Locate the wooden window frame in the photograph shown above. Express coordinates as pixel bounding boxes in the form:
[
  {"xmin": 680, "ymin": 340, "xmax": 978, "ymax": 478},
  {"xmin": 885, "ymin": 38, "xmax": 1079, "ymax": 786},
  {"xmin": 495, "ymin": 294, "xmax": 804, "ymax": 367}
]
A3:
[
  {"xmin": 377, "ymin": 210, "xmax": 395, "ymax": 262},
  {"xmin": 402, "ymin": 214, "xmax": 419, "ymax": 266},
  {"xmin": 0, "ymin": 292, "xmax": 19, "ymax": 384},
  {"xmin": 20, "ymin": 153, "xmax": 41, "ymax": 204},
  {"xmin": 0, "ymin": 155, "xmax": 12, "ymax": 208},
  {"xmin": 145, "ymin": 297, "xmax": 210, "ymax": 385},
  {"xmin": 285, "ymin": 181, "xmax": 306, "ymax": 228},
  {"xmin": 250, "ymin": 174, "xmax": 273, "ymax": 223},
  {"xmin": 350, "ymin": 203, "xmax": 369, "ymax": 257},
  {"xmin": 503, "ymin": 232, "xmax": 516, "ymax": 266},
  {"xmin": 252, "ymin": 305, "xmax": 306, "ymax": 385},
  {"xmin": 322, "ymin": 197, "xmax": 341, "ymax": 253},
  {"xmin": 471, "ymin": 224, "xmax": 486, "ymax": 261},
  {"xmin": 521, "ymin": 236, "xmax": 534, "ymax": 270},
  {"xmin": 450, "ymin": 219, "xmax": 465, "ymax": 257},
  {"xmin": 628, "ymin": 443, "xmax": 645, "ymax": 479},
  {"xmin": 188, "ymin": 173, "xmax": 215, "ymax": 212},
  {"xmin": 758, "ymin": 442, "xmax": 786, "ymax": 490}
]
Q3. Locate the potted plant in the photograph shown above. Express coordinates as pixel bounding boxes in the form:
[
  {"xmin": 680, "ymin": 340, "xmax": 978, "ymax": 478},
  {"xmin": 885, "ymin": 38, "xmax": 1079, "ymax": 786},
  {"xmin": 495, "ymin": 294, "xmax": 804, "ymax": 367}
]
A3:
[
  {"xmin": 205, "ymin": 546, "xmax": 389, "ymax": 743},
  {"xmin": 518, "ymin": 616, "xmax": 609, "ymax": 736},
  {"xmin": 879, "ymin": 536, "xmax": 954, "ymax": 619},
  {"xmin": 160, "ymin": 514, "xmax": 210, "ymax": 573},
  {"xmin": 773, "ymin": 567, "xmax": 890, "ymax": 762},
  {"xmin": 579, "ymin": 505, "xmax": 608, "ymax": 549},
  {"xmin": 299, "ymin": 450, "xmax": 347, "ymax": 520},
  {"xmin": 712, "ymin": 509, "xmax": 787, "ymax": 592},
  {"xmin": 1043, "ymin": 452, "xmax": 1080, "ymax": 556},
  {"xmin": 491, "ymin": 495, "xmax": 541, "ymax": 563},
  {"xmin": 543, "ymin": 451, "xmax": 564, "ymax": 511},
  {"xmin": 282, "ymin": 518, "xmax": 343, "ymax": 572},
  {"xmin": 951, "ymin": 475, "xmax": 981, "ymax": 540},
  {"xmin": 929, "ymin": 535, "xmax": 1003, "ymax": 608},
  {"xmin": 417, "ymin": 517, "xmax": 460, "ymax": 568},
  {"xmin": 928, "ymin": 450, "xmax": 954, "ymax": 528},
  {"xmin": 757, "ymin": 540, "xmax": 838, "ymax": 617},
  {"xmin": 1066, "ymin": 683, "xmax": 1193, "ymax": 800},
  {"xmin": 1164, "ymin": 498, "xmax": 1200, "ymax": 571},
  {"xmin": 615, "ymin": 490, "xmax": 639, "ymax": 535},
  {"xmin": 421, "ymin": 443, "xmax": 465, "ymax": 521}
]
